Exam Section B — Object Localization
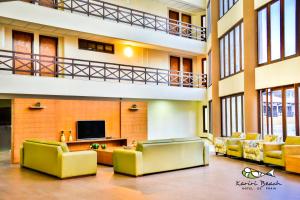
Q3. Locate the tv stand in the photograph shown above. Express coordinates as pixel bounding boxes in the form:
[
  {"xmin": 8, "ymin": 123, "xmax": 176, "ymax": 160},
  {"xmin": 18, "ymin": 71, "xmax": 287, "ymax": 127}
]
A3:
[{"xmin": 66, "ymin": 138, "xmax": 127, "ymax": 151}]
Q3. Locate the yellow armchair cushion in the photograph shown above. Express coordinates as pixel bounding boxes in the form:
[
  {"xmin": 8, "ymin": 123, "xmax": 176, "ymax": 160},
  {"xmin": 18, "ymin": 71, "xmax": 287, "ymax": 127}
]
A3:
[
  {"xmin": 245, "ymin": 133, "xmax": 260, "ymax": 140},
  {"xmin": 265, "ymin": 150, "xmax": 282, "ymax": 159},
  {"xmin": 228, "ymin": 145, "xmax": 240, "ymax": 151},
  {"xmin": 285, "ymin": 136, "xmax": 300, "ymax": 145},
  {"xmin": 232, "ymin": 132, "xmax": 242, "ymax": 138},
  {"xmin": 264, "ymin": 135, "xmax": 278, "ymax": 142}
]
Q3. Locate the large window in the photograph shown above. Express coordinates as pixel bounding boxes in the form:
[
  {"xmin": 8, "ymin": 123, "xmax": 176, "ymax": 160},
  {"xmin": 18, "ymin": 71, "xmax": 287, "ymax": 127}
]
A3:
[
  {"xmin": 221, "ymin": 93, "xmax": 244, "ymax": 137},
  {"xmin": 257, "ymin": 0, "xmax": 298, "ymax": 65},
  {"xmin": 209, "ymin": 100, "xmax": 212, "ymax": 134},
  {"xmin": 207, "ymin": 0, "xmax": 211, "ymax": 36},
  {"xmin": 219, "ymin": 0, "xmax": 239, "ymax": 18},
  {"xmin": 219, "ymin": 22, "xmax": 244, "ymax": 79},
  {"xmin": 259, "ymin": 85, "xmax": 300, "ymax": 141},
  {"xmin": 207, "ymin": 51, "xmax": 212, "ymax": 86}
]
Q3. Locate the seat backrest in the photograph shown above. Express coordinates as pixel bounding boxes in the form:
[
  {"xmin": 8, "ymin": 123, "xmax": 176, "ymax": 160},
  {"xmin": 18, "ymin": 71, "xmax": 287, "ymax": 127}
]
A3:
[
  {"xmin": 231, "ymin": 132, "xmax": 242, "ymax": 138},
  {"xmin": 26, "ymin": 139, "xmax": 69, "ymax": 152},
  {"xmin": 245, "ymin": 133, "xmax": 260, "ymax": 140},
  {"xmin": 285, "ymin": 136, "xmax": 300, "ymax": 145},
  {"xmin": 264, "ymin": 135, "xmax": 278, "ymax": 142}
]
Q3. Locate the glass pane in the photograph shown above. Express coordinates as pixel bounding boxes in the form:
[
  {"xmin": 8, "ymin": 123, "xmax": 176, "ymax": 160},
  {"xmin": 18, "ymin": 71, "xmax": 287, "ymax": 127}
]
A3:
[
  {"xmin": 268, "ymin": 90, "xmax": 272, "ymax": 134},
  {"xmin": 286, "ymin": 88, "xmax": 296, "ymax": 136},
  {"xmin": 235, "ymin": 25, "xmax": 240, "ymax": 72},
  {"xmin": 224, "ymin": 35, "xmax": 229, "ymax": 77},
  {"xmin": 241, "ymin": 23, "xmax": 244, "ymax": 69},
  {"xmin": 224, "ymin": 0, "xmax": 228, "ymax": 14},
  {"xmin": 231, "ymin": 96, "xmax": 236, "ymax": 132},
  {"xmin": 229, "ymin": 0, "xmax": 234, "ymax": 8},
  {"xmin": 237, "ymin": 95, "xmax": 242, "ymax": 132},
  {"xmin": 219, "ymin": 0, "xmax": 224, "ymax": 18},
  {"xmin": 284, "ymin": 0, "xmax": 296, "ymax": 57},
  {"xmin": 262, "ymin": 91, "xmax": 268, "ymax": 134},
  {"xmin": 204, "ymin": 107, "xmax": 208, "ymax": 131},
  {"xmin": 220, "ymin": 39, "xmax": 224, "ymax": 78},
  {"xmin": 229, "ymin": 30, "xmax": 235, "ymax": 75},
  {"xmin": 222, "ymin": 99, "xmax": 226, "ymax": 136},
  {"xmin": 258, "ymin": 8, "xmax": 268, "ymax": 64},
  {"xmin": 272, "ymin": 90, "xmax": 283, "ymax": 138},
  {"xmin": 226, "ymin": 98, "xmax": 231, "ymax": 136},
  {"xmin": 270, "ymin": 1, "xmax": 281, "ymax": 61}
]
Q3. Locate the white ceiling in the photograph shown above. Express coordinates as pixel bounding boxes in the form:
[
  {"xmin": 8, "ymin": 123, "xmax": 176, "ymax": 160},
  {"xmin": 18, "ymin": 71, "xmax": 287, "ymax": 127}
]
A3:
[{"xmin": 157, "ymin": 0, "xmax": 205, "ymax": 13}]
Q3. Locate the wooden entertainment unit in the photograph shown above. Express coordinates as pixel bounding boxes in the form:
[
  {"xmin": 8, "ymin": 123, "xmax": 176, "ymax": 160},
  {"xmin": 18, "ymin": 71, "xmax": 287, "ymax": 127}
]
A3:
[{"xmin": 66, "ymin": 138, "xmax": 127, "ymax": 151}]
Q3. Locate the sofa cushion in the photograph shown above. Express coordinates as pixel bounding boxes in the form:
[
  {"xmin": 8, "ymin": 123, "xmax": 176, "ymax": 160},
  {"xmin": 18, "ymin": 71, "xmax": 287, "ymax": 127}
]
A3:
[
  {"xmin": 245, "ymin": 148, "xmax": 258, "ymax": 155},
  {"xmin": 266, "ymin": 150, "xmax": 282, "ymax": 159},
  {"xmin": 264, "ymin": 135, "xmax": 278, "ymax": 142},
  {"xmin": 228, "ymin": 145, "xmax": 240, "ymax": 151},
  {"xmin": 285, "ymin": 136, "xmax": 300, "ymax": 145},
  {"xmin": 246, "ymin": 133, "xmax": 260, "ymax": 140},
  {"xmin": 232, "ymin": 132, "xmax": 242, "ymax": 138}
]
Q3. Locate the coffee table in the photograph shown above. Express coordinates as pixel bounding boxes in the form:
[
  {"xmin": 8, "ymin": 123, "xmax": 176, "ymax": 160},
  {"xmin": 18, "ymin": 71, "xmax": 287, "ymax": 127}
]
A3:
[
  {"xmin": 285, "ymin": 155, "xmax": 300, "ymax": 174},
  {"xmin": 97, "ymin": 147, "xmax": 121, "ymax": 166}
]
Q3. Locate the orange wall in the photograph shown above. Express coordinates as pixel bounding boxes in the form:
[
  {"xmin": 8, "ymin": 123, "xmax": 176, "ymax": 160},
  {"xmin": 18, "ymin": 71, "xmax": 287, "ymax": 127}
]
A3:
[{"xmin": 12, "ymin": 98, "xmax": 147, "ymax": 163}]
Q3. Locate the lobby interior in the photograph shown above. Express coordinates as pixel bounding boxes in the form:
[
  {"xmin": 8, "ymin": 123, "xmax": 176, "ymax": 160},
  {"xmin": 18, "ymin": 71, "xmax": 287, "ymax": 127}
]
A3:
[{"xmin": 0, "ymin": 0, "xmax": 300, "ymax": 199}]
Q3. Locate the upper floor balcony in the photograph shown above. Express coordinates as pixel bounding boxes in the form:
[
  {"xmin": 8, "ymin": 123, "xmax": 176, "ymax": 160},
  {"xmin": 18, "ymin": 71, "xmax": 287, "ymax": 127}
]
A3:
[
  {"xmin": 0, "ymin": 49, "xmax": 207, "ymax": 100},
  {"xmin": 0, "ymin": 0, "xmax": 207, "ymax": 54}
]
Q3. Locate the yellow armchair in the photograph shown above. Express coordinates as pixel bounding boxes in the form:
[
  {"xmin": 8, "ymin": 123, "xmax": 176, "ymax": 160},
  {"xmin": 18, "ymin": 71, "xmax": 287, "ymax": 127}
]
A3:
[
  {"xmin": 243, "ymin": 135, "xmax": 278, "ymax": 162},
  {"xmin": 264, "ymin": 136, "xmax": 300, "ymax": 167},
  {"xmin": 214, "ymin": 132, "xmax": 242, "ymax": 155},
  {"xmin": 227, "ymin": 133, "xmax": 260, "ymax": 158}
]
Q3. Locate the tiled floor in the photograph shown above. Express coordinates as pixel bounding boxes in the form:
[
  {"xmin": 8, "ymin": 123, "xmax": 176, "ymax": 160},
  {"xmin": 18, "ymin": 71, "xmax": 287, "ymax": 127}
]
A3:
[{"xmin": 0, "ymin": 151, "xmax": 299, "ymax": 200}]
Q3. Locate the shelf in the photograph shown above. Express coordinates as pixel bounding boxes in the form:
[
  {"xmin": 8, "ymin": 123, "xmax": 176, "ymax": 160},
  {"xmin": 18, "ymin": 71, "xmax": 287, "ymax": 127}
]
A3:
[
  {"xmin": 129, "ymin": 108, "xmax": 140, "ymax": 111},
  {"xmin": 29, "ymin": 106, "xmax": 46, "ymax": 110}
]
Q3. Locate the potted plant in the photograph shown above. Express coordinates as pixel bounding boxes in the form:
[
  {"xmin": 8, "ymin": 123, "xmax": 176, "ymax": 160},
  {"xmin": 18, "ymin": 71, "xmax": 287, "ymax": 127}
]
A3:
[
  {"xmin": 101, "ymin": 144, "xmax": 107, "ymax": 150},
  {"xmin": 90, "ymin": 143, "xmax": 100, "ymax": 150}
]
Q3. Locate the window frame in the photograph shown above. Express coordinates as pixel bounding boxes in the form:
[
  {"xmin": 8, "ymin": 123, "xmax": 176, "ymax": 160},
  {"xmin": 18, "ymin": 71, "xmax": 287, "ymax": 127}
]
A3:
[
  {"xmin": 209, "ymin": 100, "xmax": 213, "ymax": 134},
  {"xmin": 203, "ymin": 105, "xmax": 208, "ymax": 133},
  {"xmin": 78, "ymin": 39, "xmax": 115, "ymax": 54},
  {"xmin": 219, "ymin": 0, "xmax": 240, "ymax": 19},
  {"xmin": 219, "ymin": 20, "xmax": 244, "ymax": 80},
  {"xmin": 221, "ymin": 93, "xmax": 244, "ymax": 137},
  {"xmin": 257, "ymin": 0, "xmax": 300, "ymax": 67},
  {"xmin": 258, "ymin": 84, "xmax": 300, "ymax": 141}
]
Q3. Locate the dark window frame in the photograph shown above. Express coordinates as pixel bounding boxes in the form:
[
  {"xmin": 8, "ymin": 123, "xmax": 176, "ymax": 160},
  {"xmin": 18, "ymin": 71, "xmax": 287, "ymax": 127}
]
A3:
[
  {"xmin": 258, "ymin": 84, "xmax": 300, "ymax": 141},
  {"xmin": 207, "ymin": 50, "xmax": 212, "ymax": 87},
  {"xmin": 221, "ymin": 93, "xmax": 244, "ymax": 137},
  {"xmin": 219, "ymin": 20, "xmax": 244, "ymax": 80},
  {"xmin": 201, "ymin": 15, "xmax": 206, "ymax": 27},
  {"xmin": 78, "ymin": 39, "xmax": 115, "ymax": 54},
  {"xmin": 219, "ymin": 0, "xmax": 240, "ymax": 19},
  {"xmin": 257, "ymin": 0, "xmax": 300, "ymax": 67},
  {"xmin": 203, "ymin": 105, "xmax": 208, "ymax": 133},
  {"xmin": 209, "ymin": 100, "xmax": 212, "ymax": 134}
]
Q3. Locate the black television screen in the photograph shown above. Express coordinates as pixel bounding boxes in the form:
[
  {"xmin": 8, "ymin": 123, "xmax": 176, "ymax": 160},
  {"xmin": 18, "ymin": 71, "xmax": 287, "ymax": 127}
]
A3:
[{"xmin": 77, "ymin": 120, "xmax": 105, "ymax": 140}]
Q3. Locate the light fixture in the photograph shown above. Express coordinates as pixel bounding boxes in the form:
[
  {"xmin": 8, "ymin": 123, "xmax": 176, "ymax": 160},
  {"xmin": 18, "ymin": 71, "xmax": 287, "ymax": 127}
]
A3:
[{"xmin": 124, "ymin": 46, "xmax": 133, "ymax": 57}]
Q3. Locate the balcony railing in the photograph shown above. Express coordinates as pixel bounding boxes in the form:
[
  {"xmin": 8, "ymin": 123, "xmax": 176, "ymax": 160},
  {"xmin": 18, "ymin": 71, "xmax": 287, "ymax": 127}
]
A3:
[
  {"xmin": 0, "ymin": 50, "xmax": 207, "ymax": 88},
  {"xmin": 21, "ymin": 0, "xmax": 206, "ymax": 41}
]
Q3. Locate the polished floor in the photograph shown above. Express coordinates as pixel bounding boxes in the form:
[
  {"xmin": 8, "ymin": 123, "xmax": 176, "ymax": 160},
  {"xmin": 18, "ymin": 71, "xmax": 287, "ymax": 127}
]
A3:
[{"xmin": 0, "ymin": 151, "xmax": 300, "ymax": 200}]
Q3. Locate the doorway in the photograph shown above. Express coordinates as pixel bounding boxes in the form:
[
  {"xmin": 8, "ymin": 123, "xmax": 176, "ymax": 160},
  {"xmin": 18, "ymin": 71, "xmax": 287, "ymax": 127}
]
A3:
[
  {"xmin": 0, "ymin": 99, "xmax": 11, "ymax": 161},
  {"xmin": 39, "ymin": 35, "xmax": 58, "ymax": 77}
]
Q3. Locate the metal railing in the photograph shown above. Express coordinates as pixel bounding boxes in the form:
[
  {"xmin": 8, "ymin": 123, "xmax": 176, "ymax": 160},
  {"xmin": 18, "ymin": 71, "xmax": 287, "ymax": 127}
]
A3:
[
  {"xmin": 22, "ymin": 0, "xmax": 206, "ymax": 41},
  {"xmin": 0, "ymin": 50, "xmax": 207, "ymax": 88}
]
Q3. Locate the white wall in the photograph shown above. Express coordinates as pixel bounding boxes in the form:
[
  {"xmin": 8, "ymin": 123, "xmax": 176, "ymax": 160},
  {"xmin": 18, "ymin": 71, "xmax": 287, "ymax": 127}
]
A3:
[{"xmin": 148, "ymin": 100, "xmax": 202, "ymax": 139}]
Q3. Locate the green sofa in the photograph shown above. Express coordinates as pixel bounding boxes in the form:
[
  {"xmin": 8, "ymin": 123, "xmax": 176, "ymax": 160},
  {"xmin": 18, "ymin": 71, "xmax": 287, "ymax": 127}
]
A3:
[
  {"xmin": 20, "ymin": 139, "xmax": 97, "ymax": 179},
  {"xmin": 113, "ymin": 138, "xmax": 209, "ymax": 176}
]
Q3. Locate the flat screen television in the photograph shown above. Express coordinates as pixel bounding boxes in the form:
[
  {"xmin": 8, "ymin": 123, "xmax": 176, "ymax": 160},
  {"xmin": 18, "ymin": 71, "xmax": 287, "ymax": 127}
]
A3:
[{"xmin": 77, "ymin": 120, "xmax": 105, "ymax": 140}]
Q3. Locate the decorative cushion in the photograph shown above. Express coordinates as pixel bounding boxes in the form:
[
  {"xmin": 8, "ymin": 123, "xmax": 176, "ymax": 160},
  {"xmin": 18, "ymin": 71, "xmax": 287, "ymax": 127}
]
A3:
[
  {"xmin": 264, "ymin": 135, "xmax": 278, "ymax": 142},
  {"xmin": 265, "ymin": 150, "xmax": 282, "ymax": 159},
  {"xmin": 245, "ymin": 148, "xmax": 258, "ymax": 155},
  {"xmin": 246, "ymin": 133, "xmax": 260, "ymax": 140},
  {"xmin": 232, "ymin": 132, "xmax": 242, "ymax": 138},
  {"xmin": 228, "ymin": 145, "xmax": 240, "ymax": 151}
]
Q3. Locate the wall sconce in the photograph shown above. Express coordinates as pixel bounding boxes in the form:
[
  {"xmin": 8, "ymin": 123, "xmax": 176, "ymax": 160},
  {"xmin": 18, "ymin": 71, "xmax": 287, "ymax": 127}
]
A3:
[
  {"xmin": 124, "ymin": 46, "xmax": 133, "ymax": 57},
  {"xmin": 128, "ymin": 104, "xmax": 139, "ymax": 111}
]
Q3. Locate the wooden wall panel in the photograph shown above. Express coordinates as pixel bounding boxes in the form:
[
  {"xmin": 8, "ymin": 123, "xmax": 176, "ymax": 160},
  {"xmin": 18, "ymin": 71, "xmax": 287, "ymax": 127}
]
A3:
[
  {"xmin": 12, "ymin": 98, "xmax": 121, "ymax": 163},
  {"xmin": 121, "ymin": 101, "xmax": 148, "ymax": 145}
]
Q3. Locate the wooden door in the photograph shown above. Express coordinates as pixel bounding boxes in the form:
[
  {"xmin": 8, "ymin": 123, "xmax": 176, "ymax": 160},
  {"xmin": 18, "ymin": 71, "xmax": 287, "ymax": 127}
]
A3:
[
  {"xmin": 170, "ymin": 56, "xmax": 180, "ymax": 86},
  {"xmin": 169, "ymin": 10, "xmax": 179, "ymax": 35},
  {"xmin": 181, "ymin": 14, "xmax": 192, "ymax": 37},
  {"xmin": 39, "ymin": 35, "xmax": 58, "ymax": 77},
  {"xmin": 39, "ymin": 0, "xmax": 56, "ymax": 8},
  {"xmin": 13, "ymin": 31, "xmax": 34, "ymax": 75},
  {"xmin": 183, "ymin": 58, "xmax": 193, "ymax": 87}
]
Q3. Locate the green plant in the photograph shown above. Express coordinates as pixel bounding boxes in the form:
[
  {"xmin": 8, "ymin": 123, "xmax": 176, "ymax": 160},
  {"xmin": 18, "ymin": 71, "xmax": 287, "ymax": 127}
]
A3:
[
  {"xmin": 101, "ymin": 144, "xmax": 107, "ymax": 149},
  {"xmin": 90, "ymin": 143, "xmax": 100, "ymax": 150}
]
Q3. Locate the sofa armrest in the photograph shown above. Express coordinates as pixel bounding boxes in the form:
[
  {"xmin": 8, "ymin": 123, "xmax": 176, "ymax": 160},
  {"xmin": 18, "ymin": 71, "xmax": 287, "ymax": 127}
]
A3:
[
  {"xmin": 284, "ymin": 145, "xmax": 300, "ymax": 156},
  {"xmin": 20, "ymin": 146, "xmax": 24, "ymax": 166},
  {"xmin": 263, "ymin": 143, "xmax": 284, "ymax": 152},
  {"xmin": 60, "ymin": 150, "xmax": 97, "ymax": 179},
  {"xmin": 113, "ymin": 149, "xmax": 143, "ymax": 176}
]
